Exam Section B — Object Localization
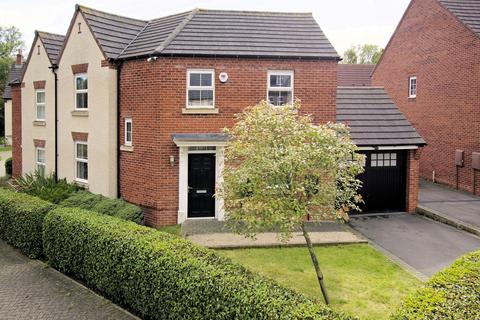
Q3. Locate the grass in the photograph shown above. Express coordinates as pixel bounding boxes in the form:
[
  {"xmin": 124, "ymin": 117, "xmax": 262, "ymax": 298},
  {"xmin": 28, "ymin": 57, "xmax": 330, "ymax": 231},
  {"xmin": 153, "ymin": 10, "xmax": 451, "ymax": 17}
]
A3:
[
  {"xmin": 158, "ymin": 224, "xmax": 181, "ymax": 236},
  {"xmin": 218, "ymin": 244, "xmax": 422, "ymax": 320},
  {"xmin": 0, "ymin": 146, "xmax": 12, "ymax": 152}
]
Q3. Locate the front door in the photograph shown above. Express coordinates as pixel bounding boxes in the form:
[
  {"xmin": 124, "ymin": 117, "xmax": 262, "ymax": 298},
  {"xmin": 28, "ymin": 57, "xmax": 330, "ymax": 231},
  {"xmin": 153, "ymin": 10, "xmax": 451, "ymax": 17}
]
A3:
[{"xmin": 188, "ymin": 153, "xmax": 216, "ymax": 218}]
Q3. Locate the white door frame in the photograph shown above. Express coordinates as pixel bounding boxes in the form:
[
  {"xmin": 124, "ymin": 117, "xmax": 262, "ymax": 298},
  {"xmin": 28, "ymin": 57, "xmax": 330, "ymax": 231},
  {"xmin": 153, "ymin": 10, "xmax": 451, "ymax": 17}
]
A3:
[{"xmin": 174, "ymin": 141, "xmax": 227, "ymax": 224}]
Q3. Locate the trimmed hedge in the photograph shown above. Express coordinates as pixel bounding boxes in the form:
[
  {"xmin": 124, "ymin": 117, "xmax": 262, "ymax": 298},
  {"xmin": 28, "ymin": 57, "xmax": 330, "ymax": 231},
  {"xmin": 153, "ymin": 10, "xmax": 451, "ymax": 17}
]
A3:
[
  {"xmin": 391, "ymin": 250, "xmax": 480, "ymax": 320},
  {"xmin": 43, "ymin": 208, "xmax": 355, "ymax": 320},
  {"xmin": 59, "ymin": 191, "xmax": 143, "ymax": 223},
  {"xmin": 5, "ymin": 157, "xmax": 12, "ymax": 176},
  {"xmin": 0, "ymin": 188, "xmax": 54, "ymax": 258}
]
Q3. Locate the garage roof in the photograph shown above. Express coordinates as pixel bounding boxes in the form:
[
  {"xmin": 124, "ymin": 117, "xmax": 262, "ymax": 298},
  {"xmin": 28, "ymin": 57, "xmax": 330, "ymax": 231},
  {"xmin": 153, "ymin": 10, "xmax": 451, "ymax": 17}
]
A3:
[
  {"xmin": 337, "ymin": 87, "xmax": 426, "ymax": 147},
  {"xmin": 3, "ymin": 62, "xmax": 24, "ymax": 100},
  {"xmin": 337, "ymin": 64, "xmax": 374, "ymax": 87}
]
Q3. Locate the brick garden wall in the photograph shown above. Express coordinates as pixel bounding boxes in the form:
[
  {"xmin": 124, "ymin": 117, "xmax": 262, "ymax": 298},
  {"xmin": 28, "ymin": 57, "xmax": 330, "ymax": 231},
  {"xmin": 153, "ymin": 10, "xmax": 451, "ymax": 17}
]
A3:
[
  {"xmin": 119, "ymin": 57, "xmax": 338, "ymax": 227},
  {"xmin": 372, "ymin": 0, "xmax": 480, "ymax": 193}
]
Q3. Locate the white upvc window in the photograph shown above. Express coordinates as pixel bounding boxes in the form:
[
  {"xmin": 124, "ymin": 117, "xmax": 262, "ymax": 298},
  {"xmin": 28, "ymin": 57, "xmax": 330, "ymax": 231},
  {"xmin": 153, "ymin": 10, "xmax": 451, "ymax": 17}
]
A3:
[
  {"xmin": 75, "ymin": 141, "xmax": 88, "ymax": 183},
  {"xmin": 267, "ymin": 70, "xmax": 294, "ymax": 106},
  {"xmin": 186, "ymin": 69, "xmax": 215, "ymax": 108},
  {"xmin": 125, "ymin": 118, "xmax": 132, "ymax": 146},
  {"xmin": 36, "ymin": 147, "xmax": 46, "ymax": 176},
  {"xmin": 75, "ymin": 74, "xmax": 88, "ymax": 109},
  {"xmin": 371, "ymin": 153, "xmax": 397, "ymax": 167},
  {"xmin": 409, "ymin": 76, "xmax": 417, "ymax": 98},
  {"xmin": 35, "ymin": 90, "xmax": 46, "ymax": 121}
]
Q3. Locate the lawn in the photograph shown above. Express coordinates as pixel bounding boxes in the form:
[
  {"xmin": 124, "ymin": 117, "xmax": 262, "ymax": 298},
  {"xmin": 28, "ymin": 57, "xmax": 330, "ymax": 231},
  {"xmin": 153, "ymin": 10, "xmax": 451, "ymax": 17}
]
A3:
[
  {"xmin": 0, "ymin": 146, "xmax": 12, "ymax": 152},
  {"xmin": 218, "ymin": 244, "xmax": 422, "ymax": 320}
]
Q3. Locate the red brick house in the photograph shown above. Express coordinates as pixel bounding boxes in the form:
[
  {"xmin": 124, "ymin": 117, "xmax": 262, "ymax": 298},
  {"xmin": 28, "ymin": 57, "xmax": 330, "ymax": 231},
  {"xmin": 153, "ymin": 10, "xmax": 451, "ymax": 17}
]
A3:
[
  {"xmin": 9, "ymin": 5, "xmax": 425, "ymax": 228},
  {"xmin": 372, "ymin": 0, "xmax": 480, "ymax": 193}
]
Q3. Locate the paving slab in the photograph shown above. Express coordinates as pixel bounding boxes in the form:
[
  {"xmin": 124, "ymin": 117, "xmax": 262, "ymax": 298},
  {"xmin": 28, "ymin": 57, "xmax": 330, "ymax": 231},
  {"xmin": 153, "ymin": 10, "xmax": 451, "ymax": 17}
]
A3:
[
  {"xmin": 0, "ymin": 240, "xmax": 137, "ymax": 320},
  {"xmin": 349, "ymin": 214, "xmax": 480, "ymax": 277},
  {"xmin": 419, "ymin": 180, "xmax": 480, "ymax": 233},
  {"xmin": 182, "ymin": 220, "xmax": 366, "ymax": 248}
]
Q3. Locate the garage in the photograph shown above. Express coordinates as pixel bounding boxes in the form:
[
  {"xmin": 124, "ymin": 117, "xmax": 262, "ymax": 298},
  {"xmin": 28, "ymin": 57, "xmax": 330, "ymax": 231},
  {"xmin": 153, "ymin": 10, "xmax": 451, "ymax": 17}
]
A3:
[{"xmin": 336, "ymin": 86, "xmax": 426, "ymax": 213}]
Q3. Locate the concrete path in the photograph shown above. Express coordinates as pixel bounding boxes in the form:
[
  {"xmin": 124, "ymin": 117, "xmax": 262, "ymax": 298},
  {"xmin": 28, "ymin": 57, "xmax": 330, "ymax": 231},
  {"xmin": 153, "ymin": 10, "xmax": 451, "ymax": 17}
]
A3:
[
  {"xmin": 0, "ymin": 240, "xmax": 137, "ymax": 320},
  {"xmin": 418, "ymin": 180, "xmax": 480, "ymax": 235},
  {"xmin": 349, "ymin": 213, "xmax": 480, "ymax": 278},
  {"xmin": 182, "ymin": 220, "xmax": 366, "ymax": 248}
]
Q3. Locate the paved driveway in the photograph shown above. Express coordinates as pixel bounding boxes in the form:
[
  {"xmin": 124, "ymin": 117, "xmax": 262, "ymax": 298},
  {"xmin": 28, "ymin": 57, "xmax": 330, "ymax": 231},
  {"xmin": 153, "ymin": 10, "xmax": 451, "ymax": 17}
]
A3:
[
  {"xmin": 349, "ymin": 214, "xmax": 480, "ymax": 277},
  {"xmin": 419, "ymin": 179, "xmax": 480, "ymax": 230},
  {"xmin": 0, "ymin": 240, "xmax": 137, "ymax": 320}
]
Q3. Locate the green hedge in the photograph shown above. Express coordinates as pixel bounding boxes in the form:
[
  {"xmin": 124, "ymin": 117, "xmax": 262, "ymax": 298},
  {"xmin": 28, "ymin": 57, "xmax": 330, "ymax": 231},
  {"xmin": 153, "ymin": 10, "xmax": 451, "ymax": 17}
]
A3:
[
  {"xmin": 43, "ymin": 208, "xmax": 354, "ymax": 320},
  {"xmin": 5, "ymin": 157, "xmax": 12, "ymax": 176},
  {"xmin": 0, "ymin": 188, "xmax": 54, "ymax": 258},
  {"xmin": 391, "ymin": 250, "xmax": 480, "ymax": 320},
  {"xmin": 59, "ymin": 190, "xmax": 143, "ymax": 223}
]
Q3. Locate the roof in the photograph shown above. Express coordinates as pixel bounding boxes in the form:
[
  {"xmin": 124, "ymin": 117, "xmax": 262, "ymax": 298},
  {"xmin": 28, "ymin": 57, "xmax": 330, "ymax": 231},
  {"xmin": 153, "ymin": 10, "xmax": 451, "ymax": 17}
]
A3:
[
  {"xmin": 76, "ymin": 5, "xmax": 148, "ymax": 59},
  {"xmin": 336, "ymin": 87, "xmax": 425, "ymax": 147},
  {"xmin": 3, "ymin": 62, "xmax": 24, "ymax": 100},
  {"xmin": 438, "ymin": 0, "xmax": 480, "ymax": 36},
  {"xmin": 119, "ymin": 9, "xmax": 339, "ymax": 59},
  {"xmin": 172, "ymin": 133, "xmax": 230, "ymax": 142},
  {"xmin": 337, "ymin": 64, "xmax": 374, "ymax": 87},
  {"xmin": 37, "ymin": 31, "xmax": 65, "ymax": 64}
]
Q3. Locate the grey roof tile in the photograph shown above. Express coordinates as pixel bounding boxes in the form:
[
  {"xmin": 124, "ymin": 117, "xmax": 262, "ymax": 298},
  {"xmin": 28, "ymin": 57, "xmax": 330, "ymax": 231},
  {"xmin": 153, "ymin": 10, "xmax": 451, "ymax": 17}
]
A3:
[
  {"xmin": 337, "ymin": 64, "xmax": 375, "ymax": 86},
  {"xmin": 438, "ymin": 0, "xmax": 480, "ymax": 36},
  {"xmin": 3, "ymin": 63, "xmax": 24, "ymax": 99},
  {"xmin": 37, "ymin": 31, "xmax": 65, "ymax": 64},
  {"xmin": 336, "ymin": 87, "xmax": 426, "ymax": 147},
  {"xmin": 120, "ymin": 9, "xmax": 338, "ymax": 59}
]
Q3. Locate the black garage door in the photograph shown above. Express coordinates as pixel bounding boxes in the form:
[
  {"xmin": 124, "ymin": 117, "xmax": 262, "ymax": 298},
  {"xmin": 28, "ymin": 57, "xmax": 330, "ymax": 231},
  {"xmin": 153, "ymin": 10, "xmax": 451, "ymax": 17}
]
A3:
[{"xmin": 357, "ymin": 151, "xmax": 407, "ymax": 213}]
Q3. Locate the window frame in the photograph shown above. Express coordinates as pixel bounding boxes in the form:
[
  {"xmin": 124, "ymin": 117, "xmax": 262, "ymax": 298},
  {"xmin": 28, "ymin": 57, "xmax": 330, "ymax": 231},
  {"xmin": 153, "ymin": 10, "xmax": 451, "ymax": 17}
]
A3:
[
  {"xmin": 74, "ymin": 141, "xmax": 88, "ymax": 183},
  {"xmin": 35, "ymin": 147, "xmax": 46, "ymax": 176},
  {"xmin": 186, "ymin": 69, "xmax": 215, "ymax": 109},
  {"xmin": 124, "ymin": 118, "xmax": 132, "ymax": 146},
  {"xmin": 35, "ymin": 89, "xmax": 46, "ymax": 121},
  {"xmin": 267, "ymin": 70, "xmax": 294, "ymax": 106},
  {"xmin": 408, "ymin": 76, "xmax": 417, "ymax": 98},
  {"xmin": 75, "ymin": 73, "xmax": 88, "ymax": 110}
]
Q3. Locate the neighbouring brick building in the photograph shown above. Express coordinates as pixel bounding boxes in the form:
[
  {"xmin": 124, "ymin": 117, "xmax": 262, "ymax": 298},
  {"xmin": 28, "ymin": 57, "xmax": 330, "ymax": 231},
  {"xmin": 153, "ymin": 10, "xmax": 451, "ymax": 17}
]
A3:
[
  {"xmin": 372, "ymin": 0, "xmax": 480, "ymax": 193},
  {"xmin": 8, "ymin": 5, "xmax": 425, "ymax": 228}
]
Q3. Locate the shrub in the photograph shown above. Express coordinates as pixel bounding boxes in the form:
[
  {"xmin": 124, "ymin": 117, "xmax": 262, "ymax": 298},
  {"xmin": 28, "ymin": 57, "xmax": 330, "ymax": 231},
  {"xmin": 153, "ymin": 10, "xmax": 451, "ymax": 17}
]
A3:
[
  {"xmin": 13, "ymin": 172, "xmax": 78, "ymax": 204},
  {"xmin": 0, "ymin": 188, "xmax": 54, "ymax": 258},
  {"xmin": 59, "ymin": 190, "xmax": 143, "ymax": 223},
  {"xmin": 5, "ymin": 157, "xmax": 12, "ymax": 176},
  {"xmin": 391, "ymin": 250, "xmax": 480, "ymax": 320},
  {"xmin": 43, "ymin": 208, "xmax": 355, "ymax": 320}
]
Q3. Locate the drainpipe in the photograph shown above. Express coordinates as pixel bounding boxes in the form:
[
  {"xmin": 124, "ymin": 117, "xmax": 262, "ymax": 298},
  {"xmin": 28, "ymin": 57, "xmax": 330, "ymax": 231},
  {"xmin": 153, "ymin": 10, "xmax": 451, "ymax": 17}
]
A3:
[
  {"xmin": 116, "ymin": 60, "xmax": 123, "ymax": 198},
  {"xmin": 49, "ymin": 64, "xmax": 59, "ymax": 182}
]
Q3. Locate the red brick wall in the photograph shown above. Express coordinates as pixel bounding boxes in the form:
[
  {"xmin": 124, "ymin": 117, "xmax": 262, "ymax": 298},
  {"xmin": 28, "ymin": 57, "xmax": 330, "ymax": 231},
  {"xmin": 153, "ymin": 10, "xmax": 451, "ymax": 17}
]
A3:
[
  {"xmin": 406, "ymin": 149, "xmax": 421, "ymax": 212},
  {"xmin": 11, "ymin": 84, "xmax": 22, "ymax": 178},
  {"xmin": 372, "ymin": 0, "xmax": 480, "ymax": 193},
  {"xmin": 119, "ymin": 57, "xmax": 338, "ymax": 227}
]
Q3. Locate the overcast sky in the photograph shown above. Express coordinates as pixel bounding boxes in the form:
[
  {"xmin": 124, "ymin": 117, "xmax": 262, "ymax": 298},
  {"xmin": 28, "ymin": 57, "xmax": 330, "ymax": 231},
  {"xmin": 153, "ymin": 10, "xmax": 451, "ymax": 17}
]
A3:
[{"xmin": 1, "ymin": 0, "xmax": 410, "ymax": 56}]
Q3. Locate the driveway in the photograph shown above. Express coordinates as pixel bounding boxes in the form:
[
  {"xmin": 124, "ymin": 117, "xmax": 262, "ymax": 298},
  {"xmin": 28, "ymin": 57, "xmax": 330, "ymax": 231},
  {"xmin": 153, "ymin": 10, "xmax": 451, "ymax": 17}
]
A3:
[
  {"xmin": 349, "ymin": 214, "xmax": 480, "ymax": 278},
  {"xmin": 0, "ymin": 240, "xmax": 137, "ymax": 320},
  {"xmin": 419, "ymin": 179, "xmax": 480, "ymax": 232}
]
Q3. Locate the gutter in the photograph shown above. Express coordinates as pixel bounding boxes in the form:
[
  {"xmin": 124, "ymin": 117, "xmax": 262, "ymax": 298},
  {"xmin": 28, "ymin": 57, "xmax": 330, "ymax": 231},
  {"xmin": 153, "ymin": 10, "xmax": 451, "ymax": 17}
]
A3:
[
  {"xmin": 49, "ymin": 64, "xmax": 59, "ymax": 182},
  {"xmin": 116, "ymin": 60, "xmax": 123, "ymax": 198}
]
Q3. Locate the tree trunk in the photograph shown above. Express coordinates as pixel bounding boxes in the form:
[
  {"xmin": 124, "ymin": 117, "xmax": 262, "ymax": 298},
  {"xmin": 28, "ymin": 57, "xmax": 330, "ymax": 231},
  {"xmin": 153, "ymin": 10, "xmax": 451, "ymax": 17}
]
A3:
[{"xmin": 301, "ymin": 222, "xmax": 330, "ymax": 305}]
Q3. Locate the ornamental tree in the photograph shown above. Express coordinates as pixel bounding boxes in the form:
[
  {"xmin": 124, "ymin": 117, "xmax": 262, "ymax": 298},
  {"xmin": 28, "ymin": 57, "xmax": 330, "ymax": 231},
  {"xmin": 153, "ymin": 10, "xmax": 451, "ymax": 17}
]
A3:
[{"xmin": 218, "ymin": 101, "xmax": 364, "ymax": 304}]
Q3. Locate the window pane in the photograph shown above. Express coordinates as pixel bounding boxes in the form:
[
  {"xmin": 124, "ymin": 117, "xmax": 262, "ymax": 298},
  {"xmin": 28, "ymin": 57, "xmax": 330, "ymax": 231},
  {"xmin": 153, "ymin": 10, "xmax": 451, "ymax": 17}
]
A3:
[
  {"xmin": 189, "ymin": 73, "xmax": 201, "ymax": 86},
  {"xmin": 391, "ymin": 159, "xmax": 397, "ymax": 166},
  {"xmin": 371, "ymin": 160, "xmax": 377, "ymax": 167},
  {"xmin": 372, "ymin": 154, "xmax": 377, "ymax": 160},
  {"xmin": 384, "ymin": 153, "xmax": 390, "ymax": 160},
  {"xmin": 268, "ymin": 90, "xmax": 292, "ymax": 106},
  {"xmin": 126, "ymin": 131, "xmax": 132, "ymax": 142},
  {"xmin": 76, "ymin": 92, "xmax": 88, "ymax": 109},
  {"xmin": 36, "ymin": 91, "xmax": 45, "ymax": 103},
  {"xmin": 37, "ymin": 164, "xmax": 45, "ymax": 177},
  {"xmin": 378, "ymin": 160, "xmax": 384, "ymax": 166},
  {"xmin": 76, "ymin": 161, "xmax": 88, "ymax": 180},
  {"xmin": 188, "ymin": 90, "xmax": 201, "ymax": 106},
  {"xmin": 76, "ymin": 143, "xmax": 88, "ymax": 160},
  {"xmin": 200, "ymin": 73, "xmax": 212, "ymax": 86},
  {"xmin": 270, "ymin": 74, "xmax": 291, "ymax": 88},
  {"xmin": 76, "ymin": 76, "xmax": 88, "ymax": 90},
  {"xmin": 391, "ymin": 153, "xmax": 397, "ymax": 160},
  {"xmin": 37, "ymin": 149, "xmax": 45, "ymax": 163},
  {"xmin": 200, "ymin": 90, "xmax": 213, "ymax": 106},
  {"xmin": 36, "ymin": 105, "xmax": 45, "ymax": 120}
]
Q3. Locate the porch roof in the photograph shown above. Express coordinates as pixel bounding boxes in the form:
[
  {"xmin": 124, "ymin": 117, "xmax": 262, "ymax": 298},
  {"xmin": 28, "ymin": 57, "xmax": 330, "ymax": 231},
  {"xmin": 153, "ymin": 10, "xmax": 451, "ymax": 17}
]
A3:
[{"xmin": 172, "ymin": 133, "xmax": 230, "ymax": 146}]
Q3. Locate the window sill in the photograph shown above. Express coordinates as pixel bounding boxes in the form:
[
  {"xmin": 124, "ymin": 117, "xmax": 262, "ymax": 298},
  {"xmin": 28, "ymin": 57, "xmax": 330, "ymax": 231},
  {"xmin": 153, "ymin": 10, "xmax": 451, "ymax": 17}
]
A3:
[
  {"xmin": 120, "ymin": 145, "xmax": 134, "ymax": 152},
  {"xmin": 33, "ymin": 120, "xmax": 46, "ymax": 126},
  {"xmin": 182, "ymin": 108, "xmax": 219, "ymax": 114},
  {"xmin": 74, "ymin": 180, "xmax": 89, "ymax": 189},
  {"xmin": 71, "ymin": 110, "xmax": 89, "ymax": 117}
]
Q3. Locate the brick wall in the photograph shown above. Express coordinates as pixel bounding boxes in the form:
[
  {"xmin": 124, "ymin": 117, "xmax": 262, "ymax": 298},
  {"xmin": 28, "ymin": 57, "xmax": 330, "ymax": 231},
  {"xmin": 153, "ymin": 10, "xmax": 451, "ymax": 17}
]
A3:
[
  {"xmin": 119, "ymin": 56, "xmax": 338, "ymax": 227},
  {"xmin": 11, "ymin": 84, "xmax": 22, "ymax": 178},
  {"xmin": 372, "ymin": 0, "xmax": 480, "ymax": 193},
  {"xmin": 406, "ymin": 149, "xmax": 421, "ymax": 212}
]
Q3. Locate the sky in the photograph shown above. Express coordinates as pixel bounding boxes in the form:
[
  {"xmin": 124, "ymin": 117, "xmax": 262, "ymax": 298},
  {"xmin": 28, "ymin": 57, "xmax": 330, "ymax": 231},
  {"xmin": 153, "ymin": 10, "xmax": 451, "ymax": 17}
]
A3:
[{"xmin": 1, "ymin": 0, "xmax": 411, "ymax": 57}]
